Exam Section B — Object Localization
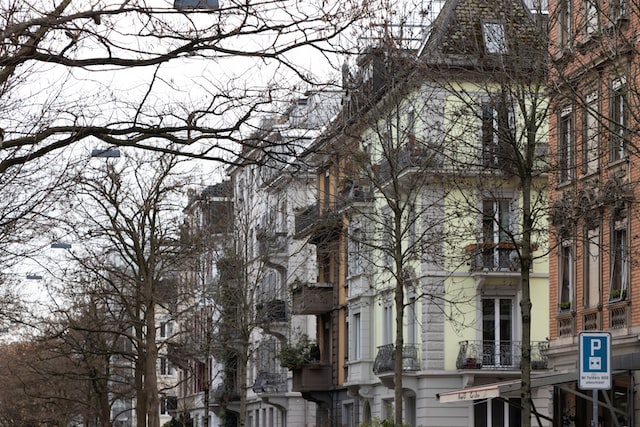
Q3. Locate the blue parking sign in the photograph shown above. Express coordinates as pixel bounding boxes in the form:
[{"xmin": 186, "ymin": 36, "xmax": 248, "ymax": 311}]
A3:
[{"xmin": 579, "ymin": 332, "xmax": 611, "ymax": 390}]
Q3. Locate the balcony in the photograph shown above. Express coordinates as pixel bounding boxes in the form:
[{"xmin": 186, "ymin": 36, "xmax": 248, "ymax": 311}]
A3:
[
  {"xmin": 466, "ymin": 243, "xmax": 520, "ymax": 272},
  {"xmin": 252, "ymin": 371, "xmax": 288, "ymax": 394},
  {"xmin": 255, "ymin": 299, "xmax": 287, "ymax": 323},
  {"xmin": 294, "ymin": 203, "xmax": 342, "ymax": 243},
  {"xmin": 291, "ymin": 282, "xmax": 333, "ymax": 315},
  {"xmin": 211, "ymin": 383, "xmax": 241, "ymax": 404},
  {"xmin": 336, "ymin": 183, "xmax": 374, "ymax": 210},
  {"xmin": 292, "ymin": 364, "xmax": 332, "ymax": 393},
  {"xmin": 373, "ymin": 343, "xmax": 420, "ymax": 374},
  {"xmin": 456, "ymin": 340, "xmax": 549, "ymax": 370},
  {"xmin": 375, "ymin": 146, "xmax": 442, "ymax": 184},
  {"xmin": 256, "ymin": 230, "xmax": 287, "ymax": 259}
]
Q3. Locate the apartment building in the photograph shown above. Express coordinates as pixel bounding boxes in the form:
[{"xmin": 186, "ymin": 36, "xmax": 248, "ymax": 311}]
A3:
[
  {"xmin": 290, "ymin": 1, "xmax": 551, "ymax": 426},
  {"xmin": 173, "ymin": 180, "xmax": 234, "ymax": 427},
  {"xmin": 226, "ymin": 91, "xmax": 341, "ymax": 427},
  {"xmin": 547, "ymin": 0, "xmax": 640, "ymax": 425}
]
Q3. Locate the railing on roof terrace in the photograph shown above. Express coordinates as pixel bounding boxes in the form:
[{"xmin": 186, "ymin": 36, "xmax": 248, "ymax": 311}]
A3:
[
  {"xmin": 456, "ymin": 340, "xmax": 549, "ymax": 370},
  {"xmin": 373, "ymin": 343, "xmax": 420, "ymax": 374}
]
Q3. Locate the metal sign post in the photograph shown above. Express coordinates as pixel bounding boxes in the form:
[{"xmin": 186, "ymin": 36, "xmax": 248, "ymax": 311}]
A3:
[{"xmin": 579, "ymin": 332, "xmax": 612, "ymax": 427}]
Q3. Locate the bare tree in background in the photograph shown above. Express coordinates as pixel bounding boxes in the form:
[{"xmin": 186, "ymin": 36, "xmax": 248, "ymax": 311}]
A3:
[{"xmin": 47, "ymin": 151, "xmax": 199, "ymax": 427}]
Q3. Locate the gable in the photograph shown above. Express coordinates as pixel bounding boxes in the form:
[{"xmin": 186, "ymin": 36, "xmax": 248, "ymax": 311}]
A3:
[{"xmin": 423, "ymin": 0, "xmax": 542, "ymax": 63}]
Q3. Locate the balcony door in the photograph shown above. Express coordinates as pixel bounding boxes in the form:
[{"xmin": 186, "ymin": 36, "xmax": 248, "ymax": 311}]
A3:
[{"xmin": 482, "ymin": 298, "xmax": 514, "ymax": 368}]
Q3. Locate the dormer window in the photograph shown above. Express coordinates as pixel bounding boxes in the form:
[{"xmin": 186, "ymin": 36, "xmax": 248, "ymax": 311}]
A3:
[{"xmin": 482, "ymin": 21, "xmax": 508, "ymax": 54}]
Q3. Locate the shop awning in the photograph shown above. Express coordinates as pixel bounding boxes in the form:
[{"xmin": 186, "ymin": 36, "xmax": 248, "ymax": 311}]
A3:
[
  {"xmin": 437, "ymin": 371, "xmax": 579, "ymax": 403},
  {"xmin": 437, "ymin": 379, "xmax": 520, "ymax": 403}
]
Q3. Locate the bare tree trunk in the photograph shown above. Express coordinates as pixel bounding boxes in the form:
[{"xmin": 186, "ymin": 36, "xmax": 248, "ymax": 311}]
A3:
[
  {"xmin": 394, "ymin": 208, "xmax": 405, "ymax": 427},
  {"xmin": 145, "ymin": 300, "xmax": 160, "ymax": 427},
  {"xmin": 394, "ymin": 279, "xmax": 404, "ymax": 426},
  {"xmin": 520, "ymin": 176, "xmax": 534, "ymax": 427},
  {"xmin": 239, "ymin": 347, "xmax": 249, "ymax": 427},
  {"xmin": 136, "ymin": 322, "xmax": 147, "ymax": 427}
]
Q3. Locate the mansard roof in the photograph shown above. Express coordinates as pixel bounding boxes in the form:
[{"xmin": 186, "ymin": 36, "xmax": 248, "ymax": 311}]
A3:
[{"xmin": 419, "ymin": 0, "xmax": 544, "ymax": 69}]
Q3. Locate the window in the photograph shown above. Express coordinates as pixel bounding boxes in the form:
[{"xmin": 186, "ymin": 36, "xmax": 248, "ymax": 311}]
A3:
[
  {"xmin": 353, "ymin": 313, "xmax": 361, "ymax": 360},
  {"xmin": 406, "ymin": 109, "xmax": 416, "ymax": 143},
  {"xmin": 585, "ymin": 0, "xmax": 599, "ymax": 35},
  {"xmin": 583, "ymin": 93, "xmax": 599, "ymax": 174},
  {"xmin": 560, "ymin": 0, "xmax": 572, "ymax": 48},
  {"xmin": 160, "ymin": 395, "xmax": 177, "ymax": 415},
  {"xmin": 474, "ymin": 398, "xmax": 521, "ymax": 427},
  {"xmin": 559, "ymin": 108, "xmax": 574, "ymax": 182},
  {"xmin": 610, "ymin": 224, "xmax": 628, "ymax": 300},
  {"xmin": 584, "ymin": 227, "xmax": 601, "ymax": 308},
  {"xmin": 381, "ymin": 207, "xmax": 393, "ymax": 267},
  {"xmin": 344, "ymin": 402, "xmax": 355, "ymax": 427},
  {"xmin": 611, "ymin": 78, "xmax": 627, "ymax": 162},
  {"xmin": 610, "ymin": 0, "xmax": 627, "ymax": 21},
  {"xmin": 322, "ymin": 167, "xmax": 331, "ymax": 210},
  {"xmin": 348, "ymin": 227, "xmax": 364, "ymax": 277},
  {"xmin": 407, "ymin": 203, "xmax": 417, "ymax": 256},
  {"xmin": 407, "ymin": 295, "xmax": 417, "ymax": 344},
  {"xmin": 159, "ymin": 355, "xmax": 171, "ymax": 376},
  {"xmin": 318, "ymin": 248, "xmax": 332, "ymax": 282},
  {"xmin": 559, "ymin": 243, "xmax": 574, "ymax": 310},
  {"xmin": 383, "ymin": 302, "xmax": 393, "ymax": 345},
  {"xmin": 159, "ymin": 320, "xmax": 173, "ymax": 339},
  {"xmin": 482, "ymin": 199, "xmax": 513, "ymax": 269},
  {"xmin": 482, "ymin": 298, "xmax": 514, "ymax": 367},
  {"xmin": 482, "ymin": 22, "xmax": 508, "ymax": 54},
  {"xmin": 482, "ymin": 97, "xmax": 515, "ymax": 168}
]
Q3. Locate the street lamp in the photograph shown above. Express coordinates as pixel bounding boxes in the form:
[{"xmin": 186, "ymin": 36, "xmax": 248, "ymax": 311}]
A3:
[
  {"xmin": 174, "ymin": 0, "xmax": 219, "ymax": 9},
  {"xmin": 91, "ymin": 148, "xmax": 121, "ymax": 158},
  {"xmin": 51, "ymin": 243, "xmax": 72, "ymax": 249}
]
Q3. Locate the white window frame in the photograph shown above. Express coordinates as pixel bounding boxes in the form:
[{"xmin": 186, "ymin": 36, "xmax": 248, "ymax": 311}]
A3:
[
  {"xmin": 585, "ymin": 0, "xmax": 599, "ymax": 35},
  {"xmin": 353, "ymin": 312, "xmax": 362, "ymax": 360},
  {"xmin": 482, "ymin": 21, "xmax": 508, "ymax": 54},
  {"xmin": 559, "ymin": 241, "xmax": 574, "ymax": 310},
  {"xmin": 583, "ymin": 92, "xmax": 599, "ymax": 175},
  {"xmin": 611, "ymin": 77, "xmax": 627, "ymax": 162},
  {"xmin": 559, "ymin": 107, "xmax": 574, "ymax": 182}
]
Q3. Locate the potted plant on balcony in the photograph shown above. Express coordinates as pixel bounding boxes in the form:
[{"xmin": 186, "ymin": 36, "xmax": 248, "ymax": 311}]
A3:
[{"xmin": 277, "ymin": 334, "xmax": 320, "ymax": 369}]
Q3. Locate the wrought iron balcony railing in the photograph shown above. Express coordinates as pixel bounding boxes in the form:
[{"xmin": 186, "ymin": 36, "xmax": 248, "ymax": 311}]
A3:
[
  {"xmin": 294, "ymin": 203, "xmax": 342, "ymax": 241},
  {"xmin": 375, "ymin": 147, "xmax": 442, "ymax": 184},
  {"xmin": 336, "ymin": 183, "xmax": 374, "ymax": 210},
  {"xmin": 456, "ymin": 340, "xmax": 549, "ymax": 370},
  {"xmin": 373, "ymin": 343, "xmax": 420, "ymax": 374},
  {"xmin": 466, "ymin": 243, "xmax": 521, "ymax": 272},
  {"xmin": 211, "ymin": 383, "xmax": 241, "ymax": 404},
  {"xmin": 252, "ymin": 371, "xmax": 288, "ymax": 394}
]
